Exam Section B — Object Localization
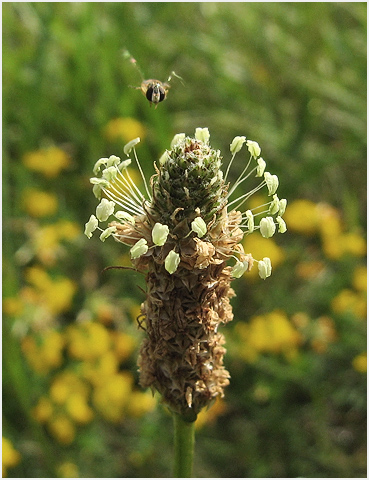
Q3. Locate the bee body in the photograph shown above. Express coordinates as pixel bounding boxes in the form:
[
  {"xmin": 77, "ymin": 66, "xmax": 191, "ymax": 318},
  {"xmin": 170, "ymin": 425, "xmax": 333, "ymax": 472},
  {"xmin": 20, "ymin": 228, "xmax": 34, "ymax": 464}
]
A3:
[
  {"xmin": 140, "ymin": 79, "xmax": 170, "ymax": 107},
  {"xmin": 123, "ymin": 49, "xmax": 183, "ymax": 108}
]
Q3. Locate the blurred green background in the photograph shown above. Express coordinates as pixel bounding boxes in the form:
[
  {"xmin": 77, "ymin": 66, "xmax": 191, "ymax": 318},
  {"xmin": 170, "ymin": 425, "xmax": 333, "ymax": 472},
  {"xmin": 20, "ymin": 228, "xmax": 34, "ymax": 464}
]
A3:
[{"xmin": 2, "ymin": 2, "xmax": 366, "ymax": 478}]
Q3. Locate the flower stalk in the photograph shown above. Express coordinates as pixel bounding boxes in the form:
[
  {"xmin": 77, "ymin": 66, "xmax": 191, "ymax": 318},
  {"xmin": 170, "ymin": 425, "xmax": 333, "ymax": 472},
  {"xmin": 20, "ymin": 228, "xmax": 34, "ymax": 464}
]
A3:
[{"xmin": 173, "ymin": 413, "xmax": 195, "ymax": 478}]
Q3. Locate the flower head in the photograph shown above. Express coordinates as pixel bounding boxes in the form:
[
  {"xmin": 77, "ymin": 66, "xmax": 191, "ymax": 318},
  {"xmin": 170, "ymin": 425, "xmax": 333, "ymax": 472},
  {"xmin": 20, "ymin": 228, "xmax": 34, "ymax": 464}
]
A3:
[{"xmin": 84, "ymin": 128, "xmax": 286, "ymax": 420}]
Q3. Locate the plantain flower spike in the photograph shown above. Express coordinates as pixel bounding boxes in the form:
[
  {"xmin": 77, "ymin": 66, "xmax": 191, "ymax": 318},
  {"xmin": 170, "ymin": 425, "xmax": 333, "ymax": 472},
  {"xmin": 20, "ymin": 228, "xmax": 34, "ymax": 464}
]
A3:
[{"xmin": 84, "ymin": 129, "xmax": 286, "ymax": 421}]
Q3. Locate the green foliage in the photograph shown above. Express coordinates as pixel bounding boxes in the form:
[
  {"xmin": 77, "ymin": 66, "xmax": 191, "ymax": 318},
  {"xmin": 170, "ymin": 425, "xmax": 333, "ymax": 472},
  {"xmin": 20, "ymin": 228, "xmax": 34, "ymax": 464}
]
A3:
[{"xmin": 3, "ymin": 2, "xmax": 366, "ymax": 478}]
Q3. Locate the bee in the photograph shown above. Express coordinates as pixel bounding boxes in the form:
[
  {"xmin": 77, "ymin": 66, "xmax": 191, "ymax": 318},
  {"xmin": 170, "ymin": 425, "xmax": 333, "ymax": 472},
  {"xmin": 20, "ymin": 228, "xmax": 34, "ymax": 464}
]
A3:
[{"xmin": 123, "ymin": 50, "xmax": 183, "ymax": 108}]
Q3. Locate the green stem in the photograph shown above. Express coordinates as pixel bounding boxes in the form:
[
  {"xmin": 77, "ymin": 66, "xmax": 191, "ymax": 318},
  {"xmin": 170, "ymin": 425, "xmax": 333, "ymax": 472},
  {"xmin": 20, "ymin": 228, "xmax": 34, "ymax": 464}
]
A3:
[{"xmin": 173, "ymin": 413, "xmax": 195, "ymax": 478}]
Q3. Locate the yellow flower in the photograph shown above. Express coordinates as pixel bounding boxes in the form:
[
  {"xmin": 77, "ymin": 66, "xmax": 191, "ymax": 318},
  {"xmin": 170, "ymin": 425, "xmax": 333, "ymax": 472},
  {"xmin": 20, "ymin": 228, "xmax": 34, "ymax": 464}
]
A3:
[
  {"xmin": 235, "ymin": 310, "xmax": 301, "ymax": 362},
  {"xmin": 25, "ymin": 266, "xmax": 77, "ymax": 315},
  {"xmin": 57, "ymin": 220, "xmax": 81, "ymax": 240},
  {"xmin": 2, "ymin": 297, "xmax": 24, "ymax": 316},
  {"xmin": 25, "ymin": 265, "xmax": 50, "ymax": 290},
  {"xmin": 22, "ymin": 189, "xmax": 58, "ymax": 217},
  {"xmin": 50, "ymin": 372, "xmax": 89, "ymax": 405},
  {"xmin": 331, "ymin": 289, "xmax": 367, "ymax": 319},
  {"xmin": 340, "ymin": 232, "xmax": 366, "ymax": 257},
  {"xmin": 31, "ymin": 221, "xmax": 81, "ymax": 265},
  {"xmin": 2, "ymin": 437, "xmax": 21, "ymax": 477},
  {"xmin": 45, "ymin": 278, "xmax": 77, "ymax": 315},
  {"xmin": 195, "ymin": 398, "xmax": 227, "ymax": 429},
  {"xmin": 318, "ymin": 203, "xmax": 343, "ymax": 238},
  {"xmin": 130, "ymin": 303, "xmax": 142, "ymax": 323},
  {"xmin": 65, "ymin": 393, "xmax": 94, "ymax": 424},
  {"xmin": 126, "ymin": 390, "xmax": 157, "ymax": 417},
  {"xmin": 82, "ymin": 351, "xmax": 118, "ymax": 386},
  {"xmin": 57, "ymin": 462, "xmax": 79, "ymax": 478},
  {"xmin": 32, "ymin": 396, "xmax": 54, "ymax": 423},
  {"xmin": 322, "ymin": 232, "xmax": 366, "ymax": 260},
  {"xmin": 92, "ymin": 372, "xmax": 133, "ymax": 422},
  {"xmin": 283, "ymin": 199, "xmax": 320, "ymax": 235},
  {"xmin": 352, "ymin": 352, "xmax": 367, "ymax": 373},
  {"xmin": 32, "ymin": 225, "xmax": 60, "ymax": 265},
  {"xmin": 47, "ymin": 415, "xmax": 75, "ymax": 444},
  {"xmin": 243, "ymin": 235, "xmax": 285, "ymax": 278},
  {"xmin": 22, "ymin": 330, "xmax": 65, "ymax": 374},
  {"xmin": 23, "ymin": 146, "xmax": 71, "ymax": 178},
  {"xmin": 104, "ymin": 117, "xmax": 146, "ymax": 143},
  {"xmin": 67, "ymin": 322, "xmax": 111, "ymax": 361},
  {"xmin": 352, "ymin": 265, "xmax": 367, "ymax": 292},
  {"xmin": 111, "ymin": 331, "xmax": 137, "ymax": 362},
  {"xmin": 322, "ymin": 235, "xmax": 345, "ymax": 260}
]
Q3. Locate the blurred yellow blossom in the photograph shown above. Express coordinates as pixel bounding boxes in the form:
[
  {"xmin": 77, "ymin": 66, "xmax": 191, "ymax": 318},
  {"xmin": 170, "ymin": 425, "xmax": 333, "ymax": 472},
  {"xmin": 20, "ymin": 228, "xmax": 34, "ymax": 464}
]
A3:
[
  {"xmin": 352, "ymin": 265, "xmax": 367, "ymax": 292},
  {"xmin": 65, "ymin": 393, "xmax": 94, "ymax": 424},
  {"xmin": 92, "ymin": 372, "xmax": 133, "ymax": 422},
  {"xmin": 57, "ymin": 462, "xmax": 79, "ymax": 478},
  {"xmin": 352, "ymin": 352, "xmax": 367, "ymax": 373},
  {"xmin": 25, "ymin": 265, "xmax": 50, "ymax": 289},
  {"xmin": 111, "ymin": 331, "xmax": 137, "ymax": 362},
  {"xmin": 243, "ymin": 235, "xmax": 285, "ymax": 278},
  {"xmin": 283, "ymin": 199, "xmax": 320, "ymax": 235},
  {"xmin": 104, "ymin": 117, "xmax": 146, "ymax": 143},
  {"xmin": 47, "ymin": 415, "xmax": 76, "ymax": 444},
  {"xmin": 195, "ymin": 397, "xmax": 227, "ymax": 429},
  {"xmin": 317, "ymin": 204, "xmax": 365, "ymax": 260},
  {"xmin": 130, "ymin": 303, "xmax": 143, "ymax": 323},
  {"xmin": 25, "ymin": 266, "xmax": 77, "ymax": 315},
  {"xmin": 32, "ymin": 225, "xmax": 60, "ymax": 265},
  {"xmin": 81, "ymin": 351, "xmax": 118, "ymax": 386},
  {"xmin": 321, "ymin": 235, "xmax": 345, "ymax": 260},
  {"xmin": 57, "ymin": 220, "xmax": 81, "ymax": 240},
  {"xmin": 33, "ymin": 371, "xmax": 93, "ymax": 444},
  {"xmin": 235, "ymin": 310, "xmax": 301, "ymax": 362},
  {"xmin": 50, "ymin": 371, "xmax": 89, "ymax": 405},
  {"xmin": 331, "ymin": 289, "xmax": 366, "ymax": 319},
  {"xmin": 2, "ymin": 437, "xmax": 21, "ymax": 477},
  {"xmin": 322, "ymin": 232, "xmax": 366, "ymax": 260},
  {"xmin": 22, "ymin": 189, "xmax": 58, "ymax": 218},
  {"xmin": 126, "ymin": 390, "xmax": 157, "ymax": 417},
  {"xmin": 31, "ymin": 220, "xmax": 81, "ymax": 265},
  {"xmin": 318, "ymin": 203, "xmax": 343, "ymax": 238},
  {"xmin": 22, "ymin": 330, "xmax": 65, "ymax": 374},
  {"xmin": 32, "ymin": 396, "xmax": 54, "ymax": 423},
  {"xmin": 3, "ymin": 297, "xmax": 24, "ymax": 316},
  {"xmin": 340, "ymin": 232, "xmax": 366, "ymax": 257},
  {"xmin": 23, "ymin": 146, "xmax": 71, "ymax": 178},
  {"xmin": 67, "ymin": 321, "xmax": 111, "ymax": 361}
]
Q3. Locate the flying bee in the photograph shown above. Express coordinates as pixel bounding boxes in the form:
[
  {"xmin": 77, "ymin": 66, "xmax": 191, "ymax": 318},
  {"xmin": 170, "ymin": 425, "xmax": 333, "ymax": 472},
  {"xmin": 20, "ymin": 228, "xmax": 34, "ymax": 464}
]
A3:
[{"xmin": 123, "ymin": 49, "xmax": 183, "ymax": 108}]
